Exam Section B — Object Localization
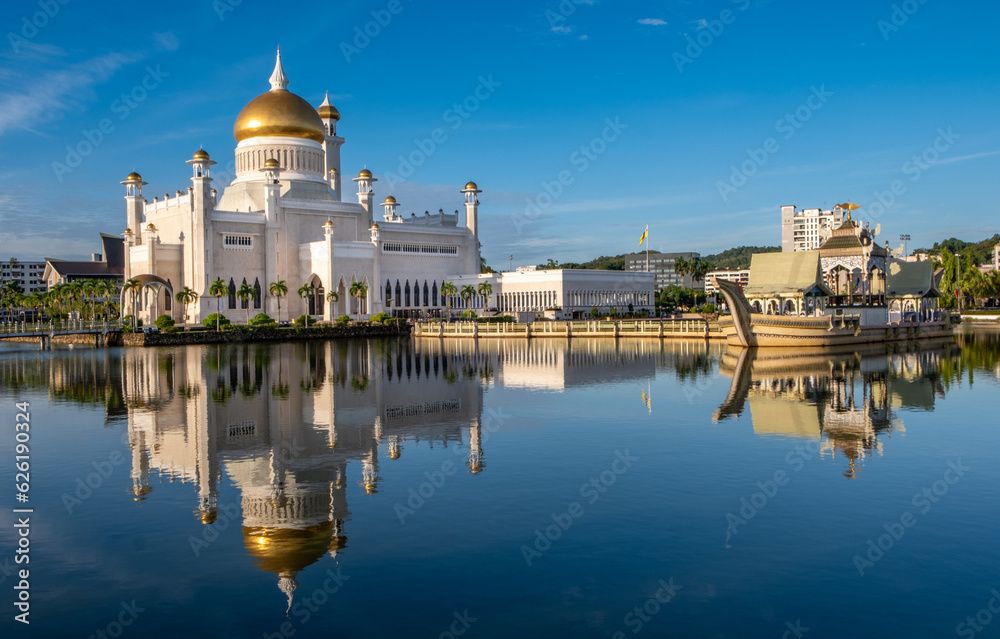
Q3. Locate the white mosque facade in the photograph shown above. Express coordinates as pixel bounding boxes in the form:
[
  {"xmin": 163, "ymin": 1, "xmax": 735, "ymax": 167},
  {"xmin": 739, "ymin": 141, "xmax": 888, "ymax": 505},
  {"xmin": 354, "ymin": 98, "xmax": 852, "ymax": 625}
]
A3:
[{"xmin": 122, "ymin": 50, "xmax": 485, "ymax": 325}]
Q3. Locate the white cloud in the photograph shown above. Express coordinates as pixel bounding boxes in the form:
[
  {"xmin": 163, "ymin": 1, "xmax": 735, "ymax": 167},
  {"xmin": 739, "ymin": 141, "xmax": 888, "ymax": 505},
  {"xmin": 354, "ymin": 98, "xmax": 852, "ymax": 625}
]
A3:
[
  {"xmin": 637, "ymin": 18, "xmax": 668, "ymax": 26},
  {"xmin": 551, "ymin": 25, "xmax": 573, "ymax": 34},
  {"xmin": 0, "ymin": 50, "xmax": 143, "ymax": 136}
]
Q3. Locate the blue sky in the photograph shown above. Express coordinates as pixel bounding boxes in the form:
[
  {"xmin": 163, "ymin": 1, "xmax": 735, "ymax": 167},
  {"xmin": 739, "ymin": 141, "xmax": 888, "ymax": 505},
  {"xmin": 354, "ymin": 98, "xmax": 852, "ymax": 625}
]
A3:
[{"xmin": 1, "ymin": 0, "xmax": 998, "ymax": 267}]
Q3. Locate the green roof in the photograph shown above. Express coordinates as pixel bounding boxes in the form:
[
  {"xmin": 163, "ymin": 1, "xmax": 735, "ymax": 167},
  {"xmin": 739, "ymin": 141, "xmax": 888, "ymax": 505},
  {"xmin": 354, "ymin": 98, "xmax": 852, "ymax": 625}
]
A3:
[
  {"xmin": 744, "ymin": 251, "xmax": 833, "ymax": 296},
  {"xmin": 819, "ymin": 234, "xmax": 864, "ymax": 251},
  {"xmin": 886, "ymin": 260, "xmax": 938, "ymax": 297}
]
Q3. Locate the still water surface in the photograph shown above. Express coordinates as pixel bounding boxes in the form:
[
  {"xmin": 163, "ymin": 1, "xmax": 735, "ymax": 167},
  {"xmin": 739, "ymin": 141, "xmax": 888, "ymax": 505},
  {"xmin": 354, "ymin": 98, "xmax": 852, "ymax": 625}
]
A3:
[{"xmin": 0, "ymin": 328, "xmax": 998, "ymax": 638}]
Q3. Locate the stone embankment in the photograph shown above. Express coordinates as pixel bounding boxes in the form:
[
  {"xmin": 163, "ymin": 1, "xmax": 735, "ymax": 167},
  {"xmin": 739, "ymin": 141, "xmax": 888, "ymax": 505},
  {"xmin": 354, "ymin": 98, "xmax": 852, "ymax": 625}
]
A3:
[{"xmin": 124, "ymin": 323, "xmax": 410, "ymax": 346}]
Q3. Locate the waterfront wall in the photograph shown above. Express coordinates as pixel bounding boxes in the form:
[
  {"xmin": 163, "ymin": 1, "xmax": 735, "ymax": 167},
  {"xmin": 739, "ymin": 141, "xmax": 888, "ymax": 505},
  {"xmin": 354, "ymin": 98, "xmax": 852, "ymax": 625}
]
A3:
[
  {"xmin": 414, "ymin": 319, "xmax": 723, "ymax": 339},
  {"xmin": 127, "ymin": 323, "xmax": 410, "ymax": 347}
]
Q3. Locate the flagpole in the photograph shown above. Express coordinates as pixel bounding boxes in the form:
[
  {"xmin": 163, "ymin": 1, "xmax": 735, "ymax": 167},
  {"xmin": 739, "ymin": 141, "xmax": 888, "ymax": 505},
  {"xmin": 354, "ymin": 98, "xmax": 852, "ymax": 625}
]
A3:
[{"xmin": 645, "ymin": 226, "xmax": 649, "ymax": 272}]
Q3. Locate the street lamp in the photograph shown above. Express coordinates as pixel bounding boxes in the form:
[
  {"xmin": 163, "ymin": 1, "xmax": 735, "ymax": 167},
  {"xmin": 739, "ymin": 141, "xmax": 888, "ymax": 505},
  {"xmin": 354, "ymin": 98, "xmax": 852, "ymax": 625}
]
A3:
[{"xmin": 899, "ymin": 234, "xmax": 910, "ymax": 259}]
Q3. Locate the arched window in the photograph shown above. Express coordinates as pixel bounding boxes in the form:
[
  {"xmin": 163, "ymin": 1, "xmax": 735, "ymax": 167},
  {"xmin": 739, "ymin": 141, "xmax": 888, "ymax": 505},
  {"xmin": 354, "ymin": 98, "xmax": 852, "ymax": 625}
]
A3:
[
  {"xmin": 432, "ymin": 282, "xmax": 438, "ymax": 307},
  {"xmin": 413, "ymin": 281, "xmax": 420, "ymax": 307},
  {"xmin": 423, "ymin": 282, "xmax": 429, "ymax": 307},
  {"xmin": 228, "ymin": 278, "xmax": 236, "ymax": 309},
  {"xmin": 165, "ymin": 279, "xmax": 172, "ymax": 311},
  {"xmin": 385, "ymin": 280, "xmax": 392, "ymax": 307},
  {"xmin": 404, "ymin": 281, "xmax": 411, "ymax": 307},
  {"xmin": 253, "ymin": 278, "xmax": 262, "ymax": 309},
  {"xmin": 395, "ymin": 281, "xmax": 402, "ymax": 307}
]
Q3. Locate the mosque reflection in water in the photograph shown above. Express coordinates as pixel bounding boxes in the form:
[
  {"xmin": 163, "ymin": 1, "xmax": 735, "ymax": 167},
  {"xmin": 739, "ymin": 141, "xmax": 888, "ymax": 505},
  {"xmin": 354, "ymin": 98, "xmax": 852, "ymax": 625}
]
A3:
[{"xmin": 714, "ymin": 339, "xmax": 961, "ymax": 478}]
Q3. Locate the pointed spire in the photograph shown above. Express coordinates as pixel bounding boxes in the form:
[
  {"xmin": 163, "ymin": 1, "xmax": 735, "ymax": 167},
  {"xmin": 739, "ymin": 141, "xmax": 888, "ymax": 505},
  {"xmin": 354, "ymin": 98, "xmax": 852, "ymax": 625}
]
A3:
[
  {"xmin": 320, "ymin": 91, "xmax": 332, "ymax": 107},
  {"xmin": 269, "ymin": 46, "xmax": 289, "ymax": 91}
]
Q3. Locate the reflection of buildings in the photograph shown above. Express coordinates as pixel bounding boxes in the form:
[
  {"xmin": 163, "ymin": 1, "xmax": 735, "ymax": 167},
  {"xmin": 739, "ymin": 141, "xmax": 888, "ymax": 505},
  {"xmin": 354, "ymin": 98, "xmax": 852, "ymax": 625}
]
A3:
[
  {"xmin": 121, "ymin": 340, "xmax": 484, "ymax": 610},
  {"xmin": 716, "ymin": 342, "xmax": 956, "ymax": 478}
]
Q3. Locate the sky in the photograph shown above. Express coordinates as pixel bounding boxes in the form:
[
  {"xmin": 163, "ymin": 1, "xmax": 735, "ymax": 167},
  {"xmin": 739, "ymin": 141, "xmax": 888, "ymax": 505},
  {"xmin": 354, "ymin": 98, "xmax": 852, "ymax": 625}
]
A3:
[{"xmin": 1, "ymin": 0, "xmax": 998, "ymax": 268}]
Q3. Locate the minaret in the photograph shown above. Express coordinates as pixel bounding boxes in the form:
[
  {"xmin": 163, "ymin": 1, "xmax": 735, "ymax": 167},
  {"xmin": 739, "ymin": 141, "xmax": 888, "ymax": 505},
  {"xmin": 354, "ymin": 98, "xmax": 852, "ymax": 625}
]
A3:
[
  {"xmin": 353, "ymin": 169, "xmax": 376, "ymax": 227},
  {"xmin": 370, "ymin": 222, "xmax": 382, "ymax": 315},
  {"xmin": 122, "ymin": 228, "xmax": 135, "ymax": 281},
  {"xmin": 121, "ymin": 172, "xmax": 147, "ymax": 246},
  {"xmin": 318, "ymin": 91, "xmax": 344, "ymax": 200},
  {"xmin": 186, "ymin": 150, "xmax": 216, "ymax": 321},
  {"xmin": 262, "ymin": 158, "xmax": 283, "ymax": 319},
  {"xmin": 461, "ymin": 181, "xmax": 481, "ymax": 237},
  {"xmin": 381, "ymin": 195, "xmax": 399, "ymax": 222},
  {"xmin": 324, "ymin": 219, "xmax": 335, "ymax": 321}
]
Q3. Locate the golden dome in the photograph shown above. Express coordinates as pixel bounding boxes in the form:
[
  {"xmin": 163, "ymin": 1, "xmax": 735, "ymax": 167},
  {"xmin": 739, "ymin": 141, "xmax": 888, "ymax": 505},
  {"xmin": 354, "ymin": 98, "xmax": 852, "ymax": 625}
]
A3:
[
  {"xmin": 370, "ymin": 222, "xmax": 380, "ymax": 230},
  {"xmin": 200, "ymin": 509, "xmax": 218, "ymax": 525},
  {"xmin": 243, "ymin": 522, "xmax": 333, "ymax": 576},
  {"xmin": 233, "ymin": 51, "xmax": 325, "ymax": 143},
  {"xmin": 192, "ymin": 149, "xmax": 210, "ymax": 160},
  {"xmin": 146, "ymin": 223, "xmax": 156, "ymax": 231},
  {"xmin": 263, "ymin": 158, "xmax": 281, "ymax": 169},
  {"xmin": 124, "ymin": 228, "xmax": 133, "ymax": 234},
  {"xmin": 358, "ymin": 168, "xmax": 372, "ymax": 179},
  {"xmin": 464, "ymin": 181, "xmax": 479, "ymax": 190},
  {"xmin": 323, "ymin": 219, "xmax": 333, "ymax": 227},
  {"xmin": 318, "ymin": 91, "xmax": 340, "ymax": 121},
  {"xmin": 125, "ymin": 171, "xmax": 143, "ymax": 182},
  {"xmin": 383, "ymin": 195, "xmax": 396, "ymax": 205},
  {"xmin": 389, "ymin": 449, "xmax": 401, "ymax": 460}
]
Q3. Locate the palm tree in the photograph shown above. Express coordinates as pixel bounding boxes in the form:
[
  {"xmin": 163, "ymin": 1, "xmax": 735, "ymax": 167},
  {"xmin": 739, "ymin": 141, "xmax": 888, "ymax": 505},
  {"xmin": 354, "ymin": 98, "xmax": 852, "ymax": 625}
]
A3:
[
  {"xmin": 236, "ymin": 283, "xmax": 255, "ymax": 325},
  {"xmin": 269, "ymin": 280, "xmax": 288, "ymax": 322},
  {"xmin": 101, "ymin": 280, "xmax": 119, "ymax": 322},
  {"xmin": 349, "ymin": 281, "xmax": 367, "ymax": 321},
  {"xmin": 440, "ymin": 281, "xmax": 457, "ymax": 317},
  {"xmin": 477, "ymin": 281, "xmax": 493, "ymax": 310},
  {"xmin": 326, "ymin": 290, "xmax": 340, "ymax": 319},
  {"xmin": 122, "ymin": 278, "xmax": 141, "ymax": 330},
  {"xmin": 298, "ymin": 283, "xmax": 316, "ymax": 326},
  {"xmin": 175, "ymin": 287, "xmax": 199, "ymax": 325},
  {"xmin": 460, "ymin": 284, "xmax": 475, "ymax": 312},
  {"xmin": 208, "ymin": 278, "xmax": 228, "ymax": 330}
]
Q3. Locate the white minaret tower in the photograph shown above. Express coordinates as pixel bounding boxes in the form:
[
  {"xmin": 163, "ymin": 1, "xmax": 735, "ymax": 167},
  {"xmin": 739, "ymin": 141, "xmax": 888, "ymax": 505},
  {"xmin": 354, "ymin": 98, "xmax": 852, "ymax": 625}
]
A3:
[
  {"xmin": 370, "ymin": 222, "xmax": 382, "ymax": 315},
  {"xmin": 186, "ymin": 150, "xmax": 216, "ymax": 317},
  {"xmin": 262, "ymin": 158, "xmax": 283, "ymax": 319},
  {"xmin": 122, "ymin": 172, "xmax": 147, "ymax": 246},
  {"xmin": 381, "ymin": 195, "xmax": 399, "ymax": 222},
  {"xmin": 318, "ymin": 91, "xmax": 344, "ymax": 200},
  {"xmin": 462, "ymin": 181, "xmax": 481, "ymax": 237},
  {"xmin": 353, "ymin": 169, "xmax": 376, "ymax": 227}
]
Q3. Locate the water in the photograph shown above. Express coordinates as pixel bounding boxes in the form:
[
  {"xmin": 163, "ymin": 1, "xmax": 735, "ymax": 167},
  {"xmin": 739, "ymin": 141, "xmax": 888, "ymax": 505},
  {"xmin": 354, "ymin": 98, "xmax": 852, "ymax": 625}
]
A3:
[{"xmin": 0, "ymin": 327, "xmax": 998, "ymax": 638}]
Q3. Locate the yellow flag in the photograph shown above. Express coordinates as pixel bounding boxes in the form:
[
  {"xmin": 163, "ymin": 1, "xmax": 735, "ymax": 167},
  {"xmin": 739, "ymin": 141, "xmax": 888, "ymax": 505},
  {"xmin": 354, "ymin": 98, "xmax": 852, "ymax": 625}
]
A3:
[{"xmin": 638, "ymin": 225, "xmax": 648, "ymax": 248}]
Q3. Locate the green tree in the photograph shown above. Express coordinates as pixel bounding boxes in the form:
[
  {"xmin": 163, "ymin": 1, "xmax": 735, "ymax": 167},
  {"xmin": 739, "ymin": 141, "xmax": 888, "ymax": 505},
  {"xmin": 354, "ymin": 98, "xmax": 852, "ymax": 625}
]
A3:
[
  {"xmin": 236, "ymin": 283, "xmax": 255, "ymax": 325},
  {"xmin": 175, "ymin": 286, "xmax": 198, "ymax": 324},
  {"xmin": 477, "ymin": 281, "xmax": 493, "ymax": 310},
  {"xmin": 440, "ymin": 281, "xmax": 457, "ymax": 317},
  {"xmin": 208, "ymin": 278, "xmax": 228, "ymax": 331},
  {"xmin": 297, "ymin": 283, "xmax": 316, "ymax": 326},
  {"xmin": 269, "ymin": 280, "xmax": 288, "ymax": 322},
  {"xmin": 326, "ymin": 290, "xmax": 340, "ymax": 319},
  {"xmin": 460, "ymin": 284, "xmax": 476, "ymax": 311},
  {"xmin": 348, "ymin": 281, "xmax": 367, "ymax": 321},
  {"xmin": 122, "ymin": 278, "xmax": 141, "ymax": 330}
]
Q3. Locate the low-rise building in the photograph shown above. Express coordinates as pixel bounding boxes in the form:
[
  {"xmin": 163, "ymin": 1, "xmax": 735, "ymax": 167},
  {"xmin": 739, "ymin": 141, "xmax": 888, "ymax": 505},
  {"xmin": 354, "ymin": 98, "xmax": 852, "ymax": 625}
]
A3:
[
  {"xmin": 0, "ymin": 260, "xmax": 47, "ymax": 293},
  {"xmin": 705, "ymin": 269, "xmax": 750, "ymax": 294},
  {"xmin": 624, "ymin": 251, "xmax": 701, "ymax": 290}
]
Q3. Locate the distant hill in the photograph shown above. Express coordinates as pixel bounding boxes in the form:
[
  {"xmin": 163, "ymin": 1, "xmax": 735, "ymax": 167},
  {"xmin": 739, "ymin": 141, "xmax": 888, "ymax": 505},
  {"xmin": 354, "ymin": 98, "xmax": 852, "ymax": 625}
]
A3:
[
  {"xmin": 702, "ymin": 246, "xmax": 780, "ymax": 270},
  {"xmin": 913, "ymin": 234, "xmax": 1000, "ymax": 265}
]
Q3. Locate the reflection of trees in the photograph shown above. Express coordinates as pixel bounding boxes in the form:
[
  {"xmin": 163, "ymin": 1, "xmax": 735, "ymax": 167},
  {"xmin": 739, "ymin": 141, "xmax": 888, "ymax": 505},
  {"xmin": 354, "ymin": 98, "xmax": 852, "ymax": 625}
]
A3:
[
  {"xmin": 939, "ymin": 329, "xmax": 1000, "ymax": 388},
  {"xmin": 674, "ymin": 352, "xmax": 714, "ymax": 382},
  {"xmin": 0, "ymin": 350, "xmax": 124, "ymax": 414}
]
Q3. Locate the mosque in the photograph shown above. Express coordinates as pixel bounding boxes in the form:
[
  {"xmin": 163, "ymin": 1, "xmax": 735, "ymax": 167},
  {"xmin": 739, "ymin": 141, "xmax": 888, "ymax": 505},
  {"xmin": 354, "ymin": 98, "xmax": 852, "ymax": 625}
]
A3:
[{"xmin": 121, "ymin": 49, "xmax": 484, "ymax": 325}]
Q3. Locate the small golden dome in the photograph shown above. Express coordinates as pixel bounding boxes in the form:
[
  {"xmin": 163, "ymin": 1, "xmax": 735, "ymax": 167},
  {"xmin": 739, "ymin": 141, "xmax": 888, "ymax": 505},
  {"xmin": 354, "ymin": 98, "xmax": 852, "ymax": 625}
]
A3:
[
  {"xmin": 146, "ymin": 223, "xmax": 156, "ymax": 231},
  {"xmin": 192, "ymin": 149, "xmax": 210, "ymax": 160},
  {"xmin": 370, "ymin": 222, "xmax": 380, "ymax": 230},
  {"xmin": 263, "ymin": 158, "xmax": 281, "ymax": 169},
  {"xmin": 358, "ymin": 168, "xmax": 372, "ymax": 179},
  {"xmin": 324, "ymin": 219, "xmax": 333, "ymax": 227},
  {"xmin": 318, "ymin": 104, "xmax": 340, "ymax": 120},
  {"xmin": 126, "ymin": 171, "xmax": 142, "ymax": 182},
  {"xmin": 464, "ymin": 181, "xmax": 478, "ymax": 190},
  {"xmin": 200, "ymin": 510, "xmax": 218, "ymax": 525},
  {"xmin": 389, "ymin": 449, "xmax": 401, "ymax": 460},
  {"xmin": 383, "ymin": 195, "xmax": 396, "ymax": 205},
  {"xmin": 364, "ymin": 483, "xmax": 377, "ymax": 495},
  {"xmin": 124, "ymin": 228, "xmax": 133, "ymax": 234}
]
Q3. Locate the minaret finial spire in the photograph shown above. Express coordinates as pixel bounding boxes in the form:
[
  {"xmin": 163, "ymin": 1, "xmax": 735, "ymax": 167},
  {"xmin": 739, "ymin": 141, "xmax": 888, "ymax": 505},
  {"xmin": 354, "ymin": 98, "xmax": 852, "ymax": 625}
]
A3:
[{"xmin": 269, "ymin": 47, "xmax": 289, "ymax": 91}]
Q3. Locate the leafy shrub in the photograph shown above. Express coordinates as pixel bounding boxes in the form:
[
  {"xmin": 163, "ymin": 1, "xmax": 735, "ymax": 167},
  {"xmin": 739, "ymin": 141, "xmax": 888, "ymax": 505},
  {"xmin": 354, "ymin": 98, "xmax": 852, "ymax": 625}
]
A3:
[
  {"xmin": 250, "ymin": 313, "xmax": 275, "ymax": 327},
  {"xmin": 590, "ymin": 308, "xmax": 600, "ymax": 318},
  {"xmin": 154, "ymin": 314, "xmax": 174, "ymax": 330},
  {"xmin": 335, "ymin": 315, "xmax": 351, "ymax": 327},
  {"xmin": 202, "ymin": 313, "xmax": 231, "ymax": 329},
  {"xmin": 369, "ymin": 311, "xmax": 390, "ymax": 325},
  {"xmin": 460, "ymin": 310, "xmax": 478, "ymax": 319},
  {"xmin": 699, "ymin": 303, "xmax": 717, "ymax": 314},
  {"xmin": 293, "ymin": 314, "xmax": 312, "ymax": 327}
]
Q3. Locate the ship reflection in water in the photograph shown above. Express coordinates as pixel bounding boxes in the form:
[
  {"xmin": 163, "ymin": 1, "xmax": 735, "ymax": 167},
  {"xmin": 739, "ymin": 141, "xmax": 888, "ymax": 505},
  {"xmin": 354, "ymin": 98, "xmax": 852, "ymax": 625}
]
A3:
[{"xmin": 713, "ymin": 339, "xmax": 960, "ymax": 478}]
